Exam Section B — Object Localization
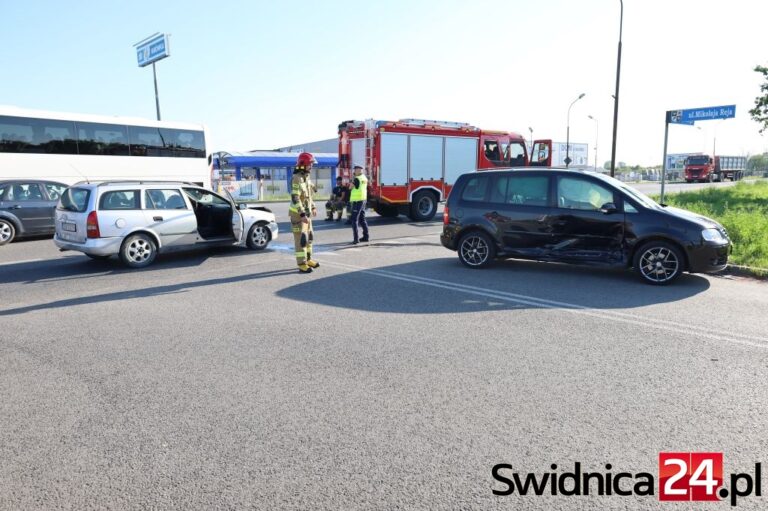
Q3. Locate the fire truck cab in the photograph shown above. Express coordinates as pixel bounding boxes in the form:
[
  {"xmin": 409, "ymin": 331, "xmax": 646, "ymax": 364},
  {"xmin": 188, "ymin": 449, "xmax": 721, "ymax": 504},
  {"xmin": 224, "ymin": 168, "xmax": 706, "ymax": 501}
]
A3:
[{"xmin": 338, "ymin": 118, "xmax": 551, "ymax": 221}]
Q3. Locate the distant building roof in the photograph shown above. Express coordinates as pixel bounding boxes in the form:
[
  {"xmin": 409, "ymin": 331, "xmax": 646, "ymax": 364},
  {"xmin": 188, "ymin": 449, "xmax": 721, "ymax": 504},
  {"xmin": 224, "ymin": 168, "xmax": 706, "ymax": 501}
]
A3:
[
  {"xmin": 274, "ymin": 138, "xmax": 337, "ymax": 154},
  {"xmin": 214, "ymin": 150, "xmax": 338, "ymax": 167}
]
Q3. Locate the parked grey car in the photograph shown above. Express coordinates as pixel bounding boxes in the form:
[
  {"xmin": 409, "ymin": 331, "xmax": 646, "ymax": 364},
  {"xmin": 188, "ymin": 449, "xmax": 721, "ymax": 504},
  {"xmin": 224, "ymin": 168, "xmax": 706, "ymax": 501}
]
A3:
[
  {"xmin": 0, "ymin": 180, "xmax": 68, "ymax": 245},
  {"xmin": 53, "ymin": 181, "xmax": 278, "ymax": 267}
]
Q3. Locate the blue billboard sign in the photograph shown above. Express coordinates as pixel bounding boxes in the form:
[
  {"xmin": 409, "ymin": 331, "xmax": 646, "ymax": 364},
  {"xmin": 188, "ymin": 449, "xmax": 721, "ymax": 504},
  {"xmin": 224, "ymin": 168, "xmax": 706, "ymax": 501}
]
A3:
[
  {"xmin": 667, "ymin": 105, "xmax": 736, "ymax": 125},
  {"xmin": 136, "ymin": 34, "xmax": 170, "ymax": 67}
]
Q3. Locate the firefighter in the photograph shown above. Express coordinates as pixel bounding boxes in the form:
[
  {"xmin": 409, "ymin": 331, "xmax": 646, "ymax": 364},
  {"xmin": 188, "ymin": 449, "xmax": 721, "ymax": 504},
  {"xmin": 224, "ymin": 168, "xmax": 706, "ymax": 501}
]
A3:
[
  {"xmin": 289, "ymin": 152, "xmax": 319, "ymax": 273},
  {"xmin": 325, "ymin": 176, "xmax": 346, "ymax": 221}
]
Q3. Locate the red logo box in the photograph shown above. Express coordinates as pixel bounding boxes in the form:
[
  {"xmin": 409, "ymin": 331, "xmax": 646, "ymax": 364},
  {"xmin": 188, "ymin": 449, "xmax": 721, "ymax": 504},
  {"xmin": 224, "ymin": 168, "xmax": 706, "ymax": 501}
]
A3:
[{"xmin": 659, "ymin": 452, "xmax": 723, "ymax": 501}]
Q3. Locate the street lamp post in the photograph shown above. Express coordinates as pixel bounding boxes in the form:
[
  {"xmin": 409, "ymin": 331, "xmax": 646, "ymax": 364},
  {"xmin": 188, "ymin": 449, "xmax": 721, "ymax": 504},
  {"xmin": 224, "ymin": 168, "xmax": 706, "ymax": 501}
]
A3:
[
  {"xmin": 566, "ymin": 93, "xmax": 586, "ymax": 168},
  {"xmin": 588, "ymin": 115, "xmax": 599, "ymax": 171},
  {"xmin": 609, "ymin": 0, "xmax": 624, "ymax": 177},
  {"xmin": 528, "ymin": 127, "xmax": 533, "ymax": 156}
]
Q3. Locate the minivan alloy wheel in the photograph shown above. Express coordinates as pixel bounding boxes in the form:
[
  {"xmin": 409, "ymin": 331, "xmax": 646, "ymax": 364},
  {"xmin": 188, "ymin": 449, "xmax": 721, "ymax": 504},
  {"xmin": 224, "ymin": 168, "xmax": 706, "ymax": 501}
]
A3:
[
  {"xmin": 458, "ymin": 232, "xmax": 494, "ymax": 268},
  {"xmin": 638, "ymin": 245, "xmax": 680, "ymax": 284}
]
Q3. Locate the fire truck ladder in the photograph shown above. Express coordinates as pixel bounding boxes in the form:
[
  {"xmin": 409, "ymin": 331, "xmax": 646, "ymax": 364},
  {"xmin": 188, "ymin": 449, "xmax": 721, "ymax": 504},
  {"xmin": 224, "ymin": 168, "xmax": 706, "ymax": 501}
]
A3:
[
  {"xmin": 364, "ymin": 119, "xmax": 376, "ymax": 175},
  {"xmin": 397, "ymin": 118, "xmax": 472, "ymax": 129}
]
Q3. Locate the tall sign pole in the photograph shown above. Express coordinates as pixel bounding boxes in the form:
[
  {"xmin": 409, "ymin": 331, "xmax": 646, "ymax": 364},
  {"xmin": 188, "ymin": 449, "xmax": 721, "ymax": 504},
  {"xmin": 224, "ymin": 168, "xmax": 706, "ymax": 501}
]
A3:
[
  {"xmin": 152, "ymin": 62, "xmax": 161, "ymax": 121},
  {"xmin": 134, "ymin": 33, "xmax": 171, "ymax": 121},
  {"xmin": 662, "ymin": 104, "xmax": 736, "ymax": 203},
  {"xmin": 661, "ymin": 113, "xmax": 670, "ymax": 203},
  {"xmin": 610, "ymin": 0, "xmax": 623, "ymax": 177}
]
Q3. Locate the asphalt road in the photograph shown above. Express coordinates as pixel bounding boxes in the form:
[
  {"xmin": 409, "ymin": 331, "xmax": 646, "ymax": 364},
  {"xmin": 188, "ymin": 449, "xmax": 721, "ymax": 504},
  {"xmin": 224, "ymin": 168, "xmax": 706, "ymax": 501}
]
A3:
[
  {"xmin": 633, "ymin": 179, "xmax": 742, "ymax": 196},
  {"xmin": 1, "ymin": 203, "xmax": 767, "ymax": 510}
]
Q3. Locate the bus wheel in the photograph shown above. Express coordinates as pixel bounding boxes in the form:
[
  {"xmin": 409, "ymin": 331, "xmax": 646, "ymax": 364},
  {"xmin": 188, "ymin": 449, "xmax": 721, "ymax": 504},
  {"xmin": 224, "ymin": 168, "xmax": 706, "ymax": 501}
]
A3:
[{"xmin": 409, "ymin": 191, "xmax": 437, "ymax": 221}]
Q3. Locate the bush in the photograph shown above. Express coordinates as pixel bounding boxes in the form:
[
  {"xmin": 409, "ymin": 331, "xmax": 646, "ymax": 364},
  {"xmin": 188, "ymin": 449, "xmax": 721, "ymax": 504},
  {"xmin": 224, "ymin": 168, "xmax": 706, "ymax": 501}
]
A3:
[{"xmin": 655, "ymin": 182, "xmax": 768, "ymax": 271}]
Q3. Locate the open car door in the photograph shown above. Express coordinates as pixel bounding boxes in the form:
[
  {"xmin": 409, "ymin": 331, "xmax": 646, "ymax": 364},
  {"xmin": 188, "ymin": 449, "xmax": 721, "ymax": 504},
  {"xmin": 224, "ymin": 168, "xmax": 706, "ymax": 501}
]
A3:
[
  {"xmin": 221, "ymin": 189, "xmax": 244, "ymax": 242},
  {"xmin": 529, "ymin": 139, "xmax": 552, "ymax": 167}
]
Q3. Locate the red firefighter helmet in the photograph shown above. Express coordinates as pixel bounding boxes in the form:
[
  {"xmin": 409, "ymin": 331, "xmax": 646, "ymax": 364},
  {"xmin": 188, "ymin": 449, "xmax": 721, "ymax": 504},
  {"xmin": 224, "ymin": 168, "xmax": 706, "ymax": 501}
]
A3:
[{"xmin": 296, "ymin": 152, "xmax": 317, "ymax": 168}]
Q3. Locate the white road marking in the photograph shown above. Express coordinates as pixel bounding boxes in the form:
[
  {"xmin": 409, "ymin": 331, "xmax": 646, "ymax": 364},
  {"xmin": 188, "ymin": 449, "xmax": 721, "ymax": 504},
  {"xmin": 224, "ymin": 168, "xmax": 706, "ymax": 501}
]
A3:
[
  {"xmin": 0, "ymin": 258, "xmax": 45, "ymax": 267},
  {"xmin": 324, "ymin": 260, "xmax": 768, "ymax": 350}
]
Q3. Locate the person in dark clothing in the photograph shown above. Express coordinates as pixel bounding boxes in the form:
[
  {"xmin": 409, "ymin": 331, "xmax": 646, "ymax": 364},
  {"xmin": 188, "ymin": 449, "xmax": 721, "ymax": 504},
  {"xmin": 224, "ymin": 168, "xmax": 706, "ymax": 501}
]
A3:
[
  {"xmin": 325, "ymin": 176, "xmax": 346, "ymax": 221},
  {"xmin": 349, "ymin": 164, "xmax": 369, "ymax": 244}
]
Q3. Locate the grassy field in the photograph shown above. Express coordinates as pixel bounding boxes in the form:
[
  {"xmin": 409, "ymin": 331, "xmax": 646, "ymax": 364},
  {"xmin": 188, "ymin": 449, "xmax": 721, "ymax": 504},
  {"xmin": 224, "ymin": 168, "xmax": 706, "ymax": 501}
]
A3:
[{"xmin": 655, "ymin": 181, "xmax": 768, "ymax": 271}]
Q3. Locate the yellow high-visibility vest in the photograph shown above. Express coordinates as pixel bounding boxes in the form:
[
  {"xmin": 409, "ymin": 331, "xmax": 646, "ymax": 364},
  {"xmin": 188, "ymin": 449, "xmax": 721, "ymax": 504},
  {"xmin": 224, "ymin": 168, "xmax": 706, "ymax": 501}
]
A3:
[{"xmin": 350, "ymin": 174, "xmax": 367, "ymax": 202}]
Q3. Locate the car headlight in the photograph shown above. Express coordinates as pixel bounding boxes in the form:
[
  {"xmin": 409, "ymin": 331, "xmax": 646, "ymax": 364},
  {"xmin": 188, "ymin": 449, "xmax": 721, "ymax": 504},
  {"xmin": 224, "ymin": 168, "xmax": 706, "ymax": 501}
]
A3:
[{"xmin": 701, "ymin": 228, "xmax": 725, "ymax": 242}]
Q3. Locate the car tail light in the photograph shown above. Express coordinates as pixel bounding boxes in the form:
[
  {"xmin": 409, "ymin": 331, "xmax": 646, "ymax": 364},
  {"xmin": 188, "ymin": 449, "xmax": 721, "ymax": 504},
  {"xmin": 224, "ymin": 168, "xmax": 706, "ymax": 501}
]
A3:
[
  {"xmin": 86, "ymin": 211, "xmax": 100, "ymax": 238},
  {"xmin": 443, "ymin": 205, "xmax": 450, "ymax": 225}
]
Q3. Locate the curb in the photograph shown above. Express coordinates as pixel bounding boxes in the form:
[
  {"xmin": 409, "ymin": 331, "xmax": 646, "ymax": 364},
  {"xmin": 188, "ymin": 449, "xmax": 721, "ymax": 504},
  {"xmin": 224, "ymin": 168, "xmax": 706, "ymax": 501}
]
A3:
[{"xmin": 724, "ymin": 264, "xmax": 768, "ymax": 280}]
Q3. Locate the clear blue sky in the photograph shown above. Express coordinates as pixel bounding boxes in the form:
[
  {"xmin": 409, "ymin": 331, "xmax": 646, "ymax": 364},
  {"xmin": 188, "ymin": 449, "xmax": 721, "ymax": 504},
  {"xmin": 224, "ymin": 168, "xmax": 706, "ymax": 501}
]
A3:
[{"xmin": 2, "ymin": 0, "xmax": 766, "ymax": 165}]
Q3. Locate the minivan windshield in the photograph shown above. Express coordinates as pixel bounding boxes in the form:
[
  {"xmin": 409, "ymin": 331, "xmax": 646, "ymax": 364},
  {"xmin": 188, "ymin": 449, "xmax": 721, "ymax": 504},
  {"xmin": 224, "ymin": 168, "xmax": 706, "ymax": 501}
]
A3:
[{"xmin": 58, "ymin": 187, "xmax": 90, "ymax": 212}]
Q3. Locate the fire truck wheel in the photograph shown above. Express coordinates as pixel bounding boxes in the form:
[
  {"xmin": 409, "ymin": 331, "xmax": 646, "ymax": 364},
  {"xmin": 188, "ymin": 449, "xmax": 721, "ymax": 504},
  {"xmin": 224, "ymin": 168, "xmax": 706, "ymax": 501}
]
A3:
[
  {"xmin": 374, "ymin": 205, "xmax": 399, "ymax": 218},
  {"xmin": 409, "ymin": 191, "xmax": 437, "ymax": 221}
]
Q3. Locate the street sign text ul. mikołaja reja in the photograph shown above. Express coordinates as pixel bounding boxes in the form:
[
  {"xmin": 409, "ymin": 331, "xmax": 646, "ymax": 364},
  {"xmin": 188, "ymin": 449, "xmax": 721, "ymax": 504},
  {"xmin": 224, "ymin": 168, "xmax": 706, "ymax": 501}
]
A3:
[{"xmin": 667, "ymin": 105, "xmax": 736, "ymax": 125}]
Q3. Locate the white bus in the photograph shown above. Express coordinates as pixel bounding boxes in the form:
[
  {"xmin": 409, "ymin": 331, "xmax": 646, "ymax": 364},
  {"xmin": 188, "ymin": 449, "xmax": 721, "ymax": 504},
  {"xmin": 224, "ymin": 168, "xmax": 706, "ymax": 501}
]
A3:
[{"xmin": 0, "ymin": 106, "xmax": 211, "ymax": 187}]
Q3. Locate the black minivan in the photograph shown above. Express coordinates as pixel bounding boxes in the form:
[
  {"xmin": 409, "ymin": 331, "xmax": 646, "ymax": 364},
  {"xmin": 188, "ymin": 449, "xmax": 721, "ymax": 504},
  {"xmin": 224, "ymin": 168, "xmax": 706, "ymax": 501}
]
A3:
[{"xmin": 440, "ymin": 169, "xmax": 731, "ymax": 285}]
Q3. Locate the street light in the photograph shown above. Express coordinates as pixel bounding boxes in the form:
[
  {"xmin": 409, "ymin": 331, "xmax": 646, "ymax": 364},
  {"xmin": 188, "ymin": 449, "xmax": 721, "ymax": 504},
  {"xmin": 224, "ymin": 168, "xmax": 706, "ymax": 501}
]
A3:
[
  {"xmin": 528, "ymin": 127, "xmax": 533, "ymax": 154},
  {"xmin": 609, "ymin": 0, "xmax": 624, "ymax": 177},
  {"xmin": 713, "ymin": 119, "xmax": 725, "ymax": 157},
  {"xmin": 588, "ymin": 115, "xmax": 599, "ymax": 171},
  {"xmin": 566, "ymin": 93, "xmax": 586, "ymax": 168}
]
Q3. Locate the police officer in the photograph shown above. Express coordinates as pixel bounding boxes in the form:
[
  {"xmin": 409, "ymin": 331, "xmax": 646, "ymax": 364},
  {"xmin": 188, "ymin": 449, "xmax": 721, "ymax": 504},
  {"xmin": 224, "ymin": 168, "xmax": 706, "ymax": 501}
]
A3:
[
  {"xmin": 289, "ymin": 152, "xmax": 320, "ymax": 273},
  {"xmin": 343, "ymin": 181, "xmax": 353, "ymax": 224},
  {"xmin": 325, "ymin": 176, "xmax": 345, "ymax": 221},
  {"xmin": 350, "ymin": 164, "xmax": 369, "ymax": 244}
]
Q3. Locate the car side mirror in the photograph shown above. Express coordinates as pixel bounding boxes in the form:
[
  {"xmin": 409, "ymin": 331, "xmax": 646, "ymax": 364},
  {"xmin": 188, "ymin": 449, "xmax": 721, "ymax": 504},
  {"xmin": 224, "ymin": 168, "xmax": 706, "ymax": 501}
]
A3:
[
  {"xmin": 238, "ymin": 203, "xmax": 247, "ymax": 210},
  {"xmin": 600, "ymin": 202, "xmax": 618, "ymax": 214}
]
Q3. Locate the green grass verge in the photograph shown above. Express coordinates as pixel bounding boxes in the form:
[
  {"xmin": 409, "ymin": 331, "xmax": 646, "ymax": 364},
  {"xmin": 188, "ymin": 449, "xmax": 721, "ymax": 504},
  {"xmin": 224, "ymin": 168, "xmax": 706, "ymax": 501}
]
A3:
[{"xmin": 653, "ymin": 181, "xmax": 768, "ymax": 272}]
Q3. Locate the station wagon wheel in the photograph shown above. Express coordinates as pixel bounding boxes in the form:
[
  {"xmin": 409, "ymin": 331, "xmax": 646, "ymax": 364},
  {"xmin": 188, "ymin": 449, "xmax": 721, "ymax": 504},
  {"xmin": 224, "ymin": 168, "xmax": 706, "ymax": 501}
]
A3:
[
  {"xmin": 0, "ymin": 219, "xmax": 15, "ymax": 245},
  {"xmin": 458, "ymin": 231, "xmax": 495, "ymax": 269},
  {"xmin": 119, "ymin": 233, "xmax": 157, "ymax": 268},
  {"xmin": 246, "ymin": 222, "xmax": 271, "ymax": 250},
  {"xmin": 633, "ymin": 241, "xmax": 683, "ymax": 285}
]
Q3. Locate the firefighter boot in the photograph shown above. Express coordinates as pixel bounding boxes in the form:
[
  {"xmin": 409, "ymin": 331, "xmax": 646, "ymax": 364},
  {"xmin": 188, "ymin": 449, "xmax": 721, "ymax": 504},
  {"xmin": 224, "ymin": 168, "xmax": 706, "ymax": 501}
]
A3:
[
  {"xmin": 298, "ymin": 264, "xmax": 313, "ymax": 273},
  {"xmin": 306, "ymin": 254, "xmax": 320, "ymax": 269}
]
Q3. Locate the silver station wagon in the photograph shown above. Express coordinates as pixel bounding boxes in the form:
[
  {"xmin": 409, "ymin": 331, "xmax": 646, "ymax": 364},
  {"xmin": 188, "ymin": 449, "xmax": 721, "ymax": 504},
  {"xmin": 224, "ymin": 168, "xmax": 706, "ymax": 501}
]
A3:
[{"xmin": 53, "ymin": 181, "xmax": 278, "ymax": 268}]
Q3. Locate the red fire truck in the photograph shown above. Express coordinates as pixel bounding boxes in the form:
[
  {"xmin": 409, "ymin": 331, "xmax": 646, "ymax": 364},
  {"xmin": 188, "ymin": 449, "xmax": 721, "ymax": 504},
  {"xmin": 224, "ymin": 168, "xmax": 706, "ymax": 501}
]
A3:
[
  {"xmin": 337, "ymin": 118, "xmax": 552, "ymax": 221},
  {"xmin": 684, "ymin": 154, "xmax": 746, "ymax": 182}
]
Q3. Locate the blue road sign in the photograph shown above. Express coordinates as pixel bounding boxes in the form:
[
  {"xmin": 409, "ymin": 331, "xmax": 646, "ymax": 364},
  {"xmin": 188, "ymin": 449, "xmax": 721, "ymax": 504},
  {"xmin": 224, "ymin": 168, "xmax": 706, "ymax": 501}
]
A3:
[
  {"xmin": 136, "ymin": 34, "xmax": 170, "ymax": 67},
  {"xmin": 667, "ymin": 105, "xmax": 736, "ymax": 125}
]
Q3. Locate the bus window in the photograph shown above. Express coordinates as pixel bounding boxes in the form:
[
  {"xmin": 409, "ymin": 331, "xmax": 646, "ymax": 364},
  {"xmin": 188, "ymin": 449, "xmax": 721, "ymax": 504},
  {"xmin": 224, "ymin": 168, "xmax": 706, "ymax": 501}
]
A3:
[
  {"xmin": 0, "ymin": 115, "xmax": 76, "ymax": 154},
  {"xmin": 129, "ymin": 126, "xmax": 165, "ymax": 157},
  {"xmin": 160, "ymin": 128, "xmax": 206, "ymax": 158},
  {"xmin": 76, "ymin": 122, "xmax": 129, "ymax": 156}
]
